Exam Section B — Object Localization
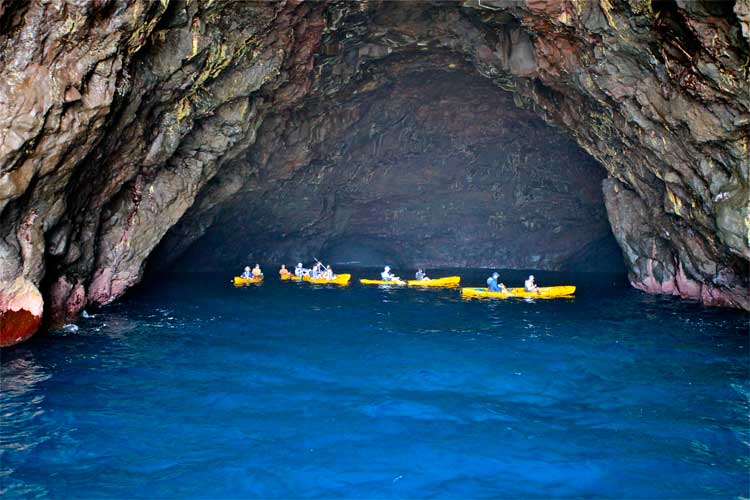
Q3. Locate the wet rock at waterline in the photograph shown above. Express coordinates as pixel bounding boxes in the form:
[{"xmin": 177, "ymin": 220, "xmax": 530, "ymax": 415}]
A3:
[{"xmin": 1, "ymin": 0, "xmax": 748, "ymax": 345}]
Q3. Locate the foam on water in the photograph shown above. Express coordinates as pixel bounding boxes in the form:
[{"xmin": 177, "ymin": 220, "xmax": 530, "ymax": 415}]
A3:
[{"xmin": 1, "ymin": 270, "xmax": 748, "ymax": 498}]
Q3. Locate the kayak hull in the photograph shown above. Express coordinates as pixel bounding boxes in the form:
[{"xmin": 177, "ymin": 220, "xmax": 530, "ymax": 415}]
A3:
[
  {"xmin": 303, "ymin": 274, "xmax": 351, "ymax": 285},
  {"xmin": 233, "ymin": 276, "xmax": 263, "ymax": 285},
  {"xmin": 461, "ymin": 286, "xmax": 576, "ymax": 299},
  {"xmin": 407, "ymin": 276, "xmax": 461, "ymax": 287},
  {"xmin": 280, "ymin": 274, "xmax": 293, "ymax": 281},
  {"xmin": 360, "ymin": 279, "xmax": 406, "ymax": 286}
]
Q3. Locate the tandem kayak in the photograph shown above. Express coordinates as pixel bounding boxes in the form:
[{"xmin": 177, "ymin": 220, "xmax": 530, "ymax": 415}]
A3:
[
  {"xmin": 233, "ymin": 276, "xmax": 263, "ymax": 285},
  {"xmin": 407, "ymin": 276, "xmax": 461, "ymax": 288},
  {"xmin": 360, "ymin": 279, "xmax": 406, "ymax": 286},
  {"xmin": 303, "ymin": 274, "xmax": 352, "ymax": 285},
  {"xmin": 461, "ymin": 286, "xmax": 576, "ymax": 299}
]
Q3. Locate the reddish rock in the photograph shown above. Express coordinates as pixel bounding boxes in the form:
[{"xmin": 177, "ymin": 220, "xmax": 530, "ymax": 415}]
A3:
[
  {"xmin": 0, "ymin": 278, "xmax": 43, "ymax": 347},
  {"xmin": 0, "ymin": 309, "xmax": 41, "ymax": 347},
  {"xmin": 49, "ymin": 276, "xmax": 86, "ymax": 328}
]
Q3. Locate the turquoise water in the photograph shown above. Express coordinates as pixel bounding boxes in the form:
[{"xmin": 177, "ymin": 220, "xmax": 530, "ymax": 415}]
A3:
[{"xmin": 1, "ymin": 269, "xmax": 748, "ymax": 498}]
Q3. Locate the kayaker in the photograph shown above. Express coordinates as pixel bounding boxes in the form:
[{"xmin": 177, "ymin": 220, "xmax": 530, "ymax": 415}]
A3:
[
  {"xmin": 381, "ymin": 266, "xmax": 399, "ymax": 281},
  {"xmin": 241, "ymin": 266, "xmax": 252, "ymax": 278},
  {"xmin": 486, "ymin": 272, "xmax": 508, "ymax": 293},
  {"xmin": 252, "ymin": 264, "xmax": 263, "ymax": 278},
  {"xmin": 295, "ymin": 263, "xmax": 305, "ymax": 277},
  {"xmin": 415, "ymin": 269, "xmax": 429, "ymax": 281},
  {"xmin": 323, "ymin": 265, "xmax": 334, "ymax": 280},
  {"xmin": 524, "ymin": 275, "xmax": 540, "ymax": 293},
  {"xmin": 311, "ymin": 264, "xmax": 322, "ymax": 279},
  {"xmin": 279, "ymin": 264, "xmax": 290, "ymax": 277}
]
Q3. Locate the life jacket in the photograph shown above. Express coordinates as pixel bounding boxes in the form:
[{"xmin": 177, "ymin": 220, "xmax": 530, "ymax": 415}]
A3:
[{"xmin": 487, "ymin": 277, "xmax": 501, "ymax": 292}]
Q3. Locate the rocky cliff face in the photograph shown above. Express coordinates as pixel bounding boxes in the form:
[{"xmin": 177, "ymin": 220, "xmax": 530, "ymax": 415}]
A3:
[{"xmin": 1, "ymin": 0, "xmax": 748, "ymax": 346}]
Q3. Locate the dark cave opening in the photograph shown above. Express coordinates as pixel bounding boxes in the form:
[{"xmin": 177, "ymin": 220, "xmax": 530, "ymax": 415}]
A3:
[{"xmin": 151, "ymin": 69, "xmax": 625, "ymax": 275}]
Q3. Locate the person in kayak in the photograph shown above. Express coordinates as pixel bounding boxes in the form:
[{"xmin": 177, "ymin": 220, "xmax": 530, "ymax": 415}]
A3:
[
  {"xmin": 323, "ymin": 265, "xmax": 335, "ymax": 280},
  {"xmin": 415, "ymin": 269, "xmax": 430, "ymax": 281},
  {"xmin": 525, "ymin": 275, "xmax": 540, "ymax": 293},
  {"xmin": 241, "ymin": 266, "xmax": 252, "ymax": 278},
  {"xmin": 381, "ymin": 266, "xmax": 399, "ymax": 281},
  {"xmin": 487, "ymin": 272, "xmax": 508, "ymax": 293},
  {"xmin": 295, "ymin": 263, "xmax": 304, "ymax": 277},
  {"xmin": 279, "ymin": 264, "xmax": 290, "ymax": 277},
  {"xmin": 311, "ymin": 264, "xmax": 322, "ymax": 279},
  {"xmin": 252, "ymin": 264, "xmax": 263, "ymax": 278}
]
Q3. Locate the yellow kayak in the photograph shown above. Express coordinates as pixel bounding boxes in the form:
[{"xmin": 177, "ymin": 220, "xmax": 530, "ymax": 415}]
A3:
[
  {"xmin": 360, "ymin": 278, "xmax": 406, "ymax": 286},
  {"xmin": 461, "ymin": 286, "xmax": 576, "ymax": 299},
  {"xmin": 407, "ymin": 276, "xmax": 461, "ymax": 288},
  {"xmin": 233, "ymin": 276, "xmax": 263, "ymax": 285},
  {"xmin": 303, "ymin": 274, "xmax": 351, "ymax": 285}
]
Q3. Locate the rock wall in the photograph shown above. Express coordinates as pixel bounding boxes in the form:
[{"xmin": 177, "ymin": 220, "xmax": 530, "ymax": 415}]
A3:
[{"xmin": 1, "ymin": 0, "xmax": 748, "ymax": 345}]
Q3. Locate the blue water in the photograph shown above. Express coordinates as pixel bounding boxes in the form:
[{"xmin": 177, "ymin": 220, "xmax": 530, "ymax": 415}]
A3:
[{"xmin": 1, "ymin": 269, "xmax": 748, "ymax": 498}]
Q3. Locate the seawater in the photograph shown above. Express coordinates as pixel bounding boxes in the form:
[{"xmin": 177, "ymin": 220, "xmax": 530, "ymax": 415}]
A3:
[{"xmin": 1, "ymin": 269, "xmax": 748, "ymax": 498}]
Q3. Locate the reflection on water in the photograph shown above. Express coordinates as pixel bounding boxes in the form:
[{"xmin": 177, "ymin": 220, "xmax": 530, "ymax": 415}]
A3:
[
  {"xmin": 1, "ymin": 353, "xmax": 51, "ymax": 497},
  {"xmin": 1, "ymin": 269, "xmax": 748, "ymax": 498}
]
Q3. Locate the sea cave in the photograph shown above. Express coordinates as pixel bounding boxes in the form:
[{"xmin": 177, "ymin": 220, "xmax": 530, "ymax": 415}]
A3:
[{"xmin": 0, "ymin": 0, "xmax": 748, "ymax": 497}]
